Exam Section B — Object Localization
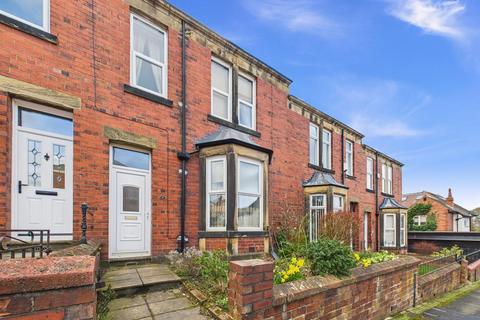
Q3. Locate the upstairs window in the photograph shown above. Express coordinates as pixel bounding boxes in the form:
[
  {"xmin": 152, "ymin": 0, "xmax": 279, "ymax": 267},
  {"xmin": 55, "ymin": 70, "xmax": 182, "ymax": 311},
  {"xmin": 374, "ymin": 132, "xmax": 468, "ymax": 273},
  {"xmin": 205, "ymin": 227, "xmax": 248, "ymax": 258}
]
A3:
[
  {"xmin": 211, "ymin": 58, "xmax": 232, "ymax": 121},
  {"xmin": 382, "ymin": 163, "xmax": 393, "ymax": 194},
  {"xmin": 309, "ymin": 123, "xmax": 319, "ymax": 166},
  {"xmin": 0, "ymin": 0, "xmax": 49, "ymax": 31},
  {"xmin": 366, "ymin": 157, "xmax": 374, "ymax": 190},
  {"xmin": 238, "ymin": 73, "xmax": 256, "ymax": 130},
  {"xmin": 413, "ymin": 215, "xmax": 427, "ymax": 226},
  {"xmin": 345, "ymin": 140, "xmax": 353, "ymax": 176},
  {"xmin": 131, "ymin": 14, "xmax": 167, "ymax": 97},
  {"xmin": 322, "ymin": 129, "xmax": 331, "ymax": 170}
]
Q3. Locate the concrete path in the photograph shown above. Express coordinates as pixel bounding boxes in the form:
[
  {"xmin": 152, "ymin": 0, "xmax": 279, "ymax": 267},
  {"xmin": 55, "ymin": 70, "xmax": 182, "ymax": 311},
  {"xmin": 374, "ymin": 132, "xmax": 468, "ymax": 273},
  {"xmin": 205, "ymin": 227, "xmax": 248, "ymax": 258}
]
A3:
[
  {"xmin": 107, "ymin": 288, "xmax": 209, "ymax": 320},
  {"xmin": 102, "ymin": 263, "xmax": 180, "ymax": 295},
  {"xmin": 423, "ymin": 289, "xmax": 480, "ymax": 320}
]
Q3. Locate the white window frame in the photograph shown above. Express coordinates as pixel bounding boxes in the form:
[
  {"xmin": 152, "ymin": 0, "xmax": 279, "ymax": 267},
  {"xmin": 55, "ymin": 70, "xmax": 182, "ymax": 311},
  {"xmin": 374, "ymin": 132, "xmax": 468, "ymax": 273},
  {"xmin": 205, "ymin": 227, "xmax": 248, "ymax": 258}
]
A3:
[
  {"xmin": 383, "ymin": 214, "xmax": 396, "ymax": 247},
  {"xmin": 211, "ymin": 57, "xmax": 232, "ymax": 122},
  {"xmin": 345, "ymin": 140, "xmax": 353, "ymax": 176},
  {"xmin": 206, "ymin": 156, "xmax": 227, "ymax": 231},
  {"xmin": 309, "ymin": 123, "xmax": 319, "ymax": 166},
  {"xmin": 0, "ymin": 0, "xmax": 50, "ymax": 32},
  {"xmin": 238, "ymin": 72, "xmax": 256, "ymax": 130},
  {"xmin": 413, "ymin": 215, "xmax": 427, "ymax": 226},
  {"xmin": 309, "ymin": 194, "xmax": 327, "ymax": 242},
  {"xmin": 130, "ymin": 13, "xmax": 168, "ymax": 98},
  {"xmin": 387, "ymin": 165, "xmax": 393, "ymax": 195},
  {"xmin": 363, "ymin": 212, "xmax": 369, "ymax": 250},
  {"xmin": 237, "ymin": 157, "xmax": 263, "ymax": 231},
  {"xmin": 382, "ymin": 164, "xmax": 387, "ymax": 193},
  {"xmin": 322, "ymin": 129, "xmax": 332, "ymax": 170},
  {"xmin": 400, "ymin": 213, "xmax": 406, "ymax": 247},
  {"xmin": 366, "ymin": 157, "xmax": 374, "ymax": 190},
  {"xmin": 333, "ymin": 195, "xmax": 344, "ymax": 213}
]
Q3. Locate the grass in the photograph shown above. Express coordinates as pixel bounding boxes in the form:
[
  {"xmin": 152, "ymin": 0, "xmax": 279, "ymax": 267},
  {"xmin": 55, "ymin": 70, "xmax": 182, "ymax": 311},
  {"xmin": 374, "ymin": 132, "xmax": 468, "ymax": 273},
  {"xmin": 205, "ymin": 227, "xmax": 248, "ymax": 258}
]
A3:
[
  {"xmin": 417, "ymin": 264, "xmax": 438, "ymax": 276},
  {"xmin": 391, "ymin": 281, "xmax": 480, "ymax": 320}
]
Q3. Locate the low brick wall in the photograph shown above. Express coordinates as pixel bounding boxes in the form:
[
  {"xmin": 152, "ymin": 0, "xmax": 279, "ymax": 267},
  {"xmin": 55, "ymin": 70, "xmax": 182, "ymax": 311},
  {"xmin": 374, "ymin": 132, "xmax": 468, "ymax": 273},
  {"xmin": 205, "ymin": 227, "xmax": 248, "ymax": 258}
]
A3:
[
  {"xmin": 468, "ymin": 259, "xmax": 480, "ymax": 282},
  {"xmin": 228, "ymin": 256, "xmax": 421, "ymax": 320},
  {"xmin": 0, "ymin": 256, "xmax": 97, "ymax": 319}
]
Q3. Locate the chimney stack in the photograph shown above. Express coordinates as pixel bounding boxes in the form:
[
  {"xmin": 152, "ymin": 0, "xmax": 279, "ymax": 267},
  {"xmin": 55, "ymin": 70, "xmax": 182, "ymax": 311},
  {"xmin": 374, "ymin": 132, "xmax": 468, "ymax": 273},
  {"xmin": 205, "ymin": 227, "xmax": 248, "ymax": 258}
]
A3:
[{"xmin": 446, "ymin": 188, "xmax": 454, "ymax": 205}]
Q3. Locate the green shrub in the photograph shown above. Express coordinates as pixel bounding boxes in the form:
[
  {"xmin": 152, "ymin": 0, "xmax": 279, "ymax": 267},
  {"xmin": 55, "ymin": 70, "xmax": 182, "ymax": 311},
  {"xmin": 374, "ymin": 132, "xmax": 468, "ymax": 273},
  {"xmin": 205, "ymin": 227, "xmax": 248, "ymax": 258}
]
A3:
[
  {"xmin": 306, "ymin": 239, "xmax": 356, "ymax": 277},
  {"xmin": 408, "ymin": 204, "xmax": 437, "ymax": 231},
  {"xmin": 196, "ymin": 250, "xmax": 229, "ymax": 288},
  {"xmin": 354, "ymin": 250, "xmax": 397, "ymax": 268},
  {"xmin": 432, "ymin": 245, "xmax": 463, "ymax": 258}
]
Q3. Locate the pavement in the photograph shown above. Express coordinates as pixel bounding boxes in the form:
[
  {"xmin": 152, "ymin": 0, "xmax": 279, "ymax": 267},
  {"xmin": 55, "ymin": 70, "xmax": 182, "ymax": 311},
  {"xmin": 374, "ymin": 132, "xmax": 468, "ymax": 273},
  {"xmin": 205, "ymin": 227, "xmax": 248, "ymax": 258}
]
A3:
[{"xmin": 422, "ymin": 289, "xmax": 480, "ymax": 320}]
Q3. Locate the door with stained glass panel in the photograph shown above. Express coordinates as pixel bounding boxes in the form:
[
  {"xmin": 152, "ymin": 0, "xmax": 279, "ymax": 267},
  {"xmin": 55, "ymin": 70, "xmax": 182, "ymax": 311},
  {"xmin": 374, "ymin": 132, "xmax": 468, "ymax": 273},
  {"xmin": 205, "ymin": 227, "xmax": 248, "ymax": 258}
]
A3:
[{"xmin": 14, "ymin": 102, "xmax": 73, "ymax": 240}]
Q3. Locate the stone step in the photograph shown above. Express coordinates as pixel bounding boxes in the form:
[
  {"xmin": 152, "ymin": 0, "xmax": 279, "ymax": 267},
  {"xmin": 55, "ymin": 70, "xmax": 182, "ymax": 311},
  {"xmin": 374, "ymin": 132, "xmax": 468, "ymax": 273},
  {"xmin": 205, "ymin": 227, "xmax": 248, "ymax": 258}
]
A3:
[{"xmin": 101, "ymin": 263, "xmax": 181, "ymax": 297}]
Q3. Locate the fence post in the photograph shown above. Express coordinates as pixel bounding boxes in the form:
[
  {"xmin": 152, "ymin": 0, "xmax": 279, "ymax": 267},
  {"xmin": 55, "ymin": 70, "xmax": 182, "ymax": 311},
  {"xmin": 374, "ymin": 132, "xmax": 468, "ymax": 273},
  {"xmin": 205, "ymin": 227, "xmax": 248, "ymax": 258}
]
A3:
[
  {"xmin": 228, "ymin": 259, "xmax": 274, "ymax": 319},
  {"xmin": 80, "ymin": 203, "xmax": 89, "ymax": 244}
]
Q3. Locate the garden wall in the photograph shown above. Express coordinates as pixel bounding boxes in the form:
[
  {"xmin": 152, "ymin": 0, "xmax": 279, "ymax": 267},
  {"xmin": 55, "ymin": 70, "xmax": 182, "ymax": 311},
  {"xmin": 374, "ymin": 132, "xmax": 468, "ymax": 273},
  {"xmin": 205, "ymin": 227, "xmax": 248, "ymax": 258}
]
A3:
[
  {"xmin": 228, "ymin": 256, "xmax": 421, "ymax": 320},
  {"xmin": 0, "ymin": 256, "xmax": 97, "ymax": 319},
  {"xmin": 468, "ymin": 259, "xmax": 480, "ymax": 282}
]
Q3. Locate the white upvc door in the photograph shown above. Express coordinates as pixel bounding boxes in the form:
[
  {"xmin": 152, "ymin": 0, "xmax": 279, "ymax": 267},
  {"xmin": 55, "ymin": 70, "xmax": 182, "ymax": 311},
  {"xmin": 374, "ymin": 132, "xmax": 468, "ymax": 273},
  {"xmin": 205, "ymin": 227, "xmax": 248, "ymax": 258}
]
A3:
[
  {"xmin": 13, "ymin": 100, "xmax": 73, "ymax": 240},
  {"xmin": 109, "ymin": 146, "xmax": 151, "ymax": 259}
]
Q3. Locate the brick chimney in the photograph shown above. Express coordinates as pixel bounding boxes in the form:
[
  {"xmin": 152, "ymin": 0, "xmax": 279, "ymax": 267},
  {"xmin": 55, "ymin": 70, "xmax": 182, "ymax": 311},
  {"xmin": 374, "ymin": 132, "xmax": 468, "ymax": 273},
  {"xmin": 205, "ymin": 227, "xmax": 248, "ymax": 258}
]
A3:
[{"xmin": 446, "ymin": 188, "xmax": 454, "ymax": 206}]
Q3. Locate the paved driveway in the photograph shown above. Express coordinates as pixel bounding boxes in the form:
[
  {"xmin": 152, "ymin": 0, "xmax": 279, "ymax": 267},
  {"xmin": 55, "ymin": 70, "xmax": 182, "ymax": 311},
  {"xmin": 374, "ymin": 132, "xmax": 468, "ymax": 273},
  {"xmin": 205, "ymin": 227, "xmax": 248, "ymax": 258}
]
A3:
[{"xmin": 423, "ymin": 289, "xmax": 480, "ymax": 319}]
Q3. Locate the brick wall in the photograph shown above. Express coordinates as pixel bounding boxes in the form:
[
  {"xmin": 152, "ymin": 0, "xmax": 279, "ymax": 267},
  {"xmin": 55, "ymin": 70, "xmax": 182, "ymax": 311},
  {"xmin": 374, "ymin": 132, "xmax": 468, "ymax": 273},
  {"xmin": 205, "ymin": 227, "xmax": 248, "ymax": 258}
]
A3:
[
  {"xmin": 228, "ymin": 257, "xmax": 420, "ymax": 320},
  {"xmin": 0, "ymin": 256, "xmax": 97, "ymax": 319},
  {"xmin": 417, "ymin": 260, "xmax": 467, "ymax": 304},
  {"xmin": 468, "ymin": 259, "xmax": 480, "ymax": 282}
]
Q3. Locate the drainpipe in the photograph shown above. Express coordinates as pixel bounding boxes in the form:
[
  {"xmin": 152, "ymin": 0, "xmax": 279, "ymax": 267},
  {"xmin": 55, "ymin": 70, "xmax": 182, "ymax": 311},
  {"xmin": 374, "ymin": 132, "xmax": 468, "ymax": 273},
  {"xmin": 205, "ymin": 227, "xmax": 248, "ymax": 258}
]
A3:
[
  {"xmin": 177, "ymin": 21, "xmax": 190, "ymax": 252},
  {"xmin": 375, "ymin": 151, "xmax": 380, "ymax": 251},
  {"xmin": 341, "ymin": 129, "xmax": 345, "ymax": 184}
]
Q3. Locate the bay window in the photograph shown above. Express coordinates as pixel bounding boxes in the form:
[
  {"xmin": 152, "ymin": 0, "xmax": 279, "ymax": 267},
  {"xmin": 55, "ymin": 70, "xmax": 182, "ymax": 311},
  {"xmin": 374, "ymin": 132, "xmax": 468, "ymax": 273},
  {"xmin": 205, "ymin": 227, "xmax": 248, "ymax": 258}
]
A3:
[
  {"xmin": 366, "ymin": 157, "xmax": 374, "ymax": 190},
  {"xmin": 383, "ymin": 214, "xmax": 396, "ymax": 247},
  {"xmin": 238, "ymin": 73, "xmax": 256, "ymax": 130},
  {"xmin": 333, "ymin": 195, "xmax": 344, "ymax": 213},
  {"xmin": 400, "ymin": 213, "xmax": 406, "ymax": 247},
  {"xmin": 131, "ymin": 14, "xmax": 168, "ymax": 97},
  {"xmin": 237, "ymin": 158, "xmax": 263, "ymax": 230},
  {"xmin": 0, "ymin": 0, "xmax": 49, "ymax": 31},
  {"xmin": 345, "ymin": 140, "xmax": 353, "ymax": 176},
  {"xmin": 309, "ymin": 123, "xmax": 319, "ymax": 166},
  {"xmin": 322, "ymin": 129, "xmax": 331, "ymax": 169},
  {"xmin": 211, "ymin": 58, "xmax": 232, "ymax": 121},
  {"xmin": 206, "ymin": 157, "xmax": 227, "ymax": 230}
]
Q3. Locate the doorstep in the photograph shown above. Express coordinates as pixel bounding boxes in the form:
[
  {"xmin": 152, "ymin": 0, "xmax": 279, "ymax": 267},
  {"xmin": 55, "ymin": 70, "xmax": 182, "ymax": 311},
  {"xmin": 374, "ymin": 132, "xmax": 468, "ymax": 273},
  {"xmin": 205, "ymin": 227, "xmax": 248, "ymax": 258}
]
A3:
[{"xmin": 101, "ymin": 262, "xmax": 181, "ymax": 297}]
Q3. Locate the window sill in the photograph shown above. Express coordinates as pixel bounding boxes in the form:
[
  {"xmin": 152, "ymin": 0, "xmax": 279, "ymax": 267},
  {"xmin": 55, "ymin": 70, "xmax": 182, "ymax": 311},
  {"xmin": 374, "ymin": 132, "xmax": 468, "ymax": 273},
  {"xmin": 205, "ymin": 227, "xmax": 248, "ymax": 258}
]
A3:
[
  {"xmin": 0, "ymin": 13, "xmax": 57, "ymax": 44},
  {"xmin": 346, "ymin": 174, "xmax": 356, "ymax": 180},
  {"xmin": 366, "ymin": 188, "xmax": 375, "ymax": 194},
  {"xmin": 381, "ymin": 192, "xmax": 394, "ymax": 198},
  {"xmin": 198, "ymin": 230, "xmax": 268, "ymax": 238},
  {"xmin": 207, "ymin": 114, "xmax": 261, "ymax": 138},
  {"xmin": 124, "ymin": 84, "xmax": 173, "ymax": 107},
  {"xmin": 308, "ymin": 163, "xmax": 335, "ymax": 174}
]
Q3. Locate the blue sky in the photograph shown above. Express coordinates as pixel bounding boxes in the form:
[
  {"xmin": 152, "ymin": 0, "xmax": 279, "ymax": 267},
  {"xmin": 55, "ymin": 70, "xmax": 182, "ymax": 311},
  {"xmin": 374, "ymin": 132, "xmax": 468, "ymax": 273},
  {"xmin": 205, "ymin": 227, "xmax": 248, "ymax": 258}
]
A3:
[{"xmin": 170, "ymin": 0, "xmax": 480, "ymax": 209}]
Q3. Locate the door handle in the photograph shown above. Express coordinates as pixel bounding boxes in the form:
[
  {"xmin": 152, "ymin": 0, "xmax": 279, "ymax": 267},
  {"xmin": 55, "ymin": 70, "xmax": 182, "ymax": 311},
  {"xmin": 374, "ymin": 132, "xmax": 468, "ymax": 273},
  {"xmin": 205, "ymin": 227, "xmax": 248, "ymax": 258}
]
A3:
[{"xmin": 18, "ymin": 181, "xmax": 28, "ymax": 194}]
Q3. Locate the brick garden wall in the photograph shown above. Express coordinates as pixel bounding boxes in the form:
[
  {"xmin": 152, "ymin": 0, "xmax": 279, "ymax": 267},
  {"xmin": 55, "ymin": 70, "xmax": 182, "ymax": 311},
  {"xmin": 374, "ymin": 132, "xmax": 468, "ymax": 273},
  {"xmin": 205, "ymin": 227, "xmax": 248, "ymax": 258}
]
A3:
[
  {"xmin": 228, "ymin": 257, "xmax": 421, "ymax": 320},
  {"xmin": 0, "ymin": 256, "xmax": 97, "ymax": 319}
]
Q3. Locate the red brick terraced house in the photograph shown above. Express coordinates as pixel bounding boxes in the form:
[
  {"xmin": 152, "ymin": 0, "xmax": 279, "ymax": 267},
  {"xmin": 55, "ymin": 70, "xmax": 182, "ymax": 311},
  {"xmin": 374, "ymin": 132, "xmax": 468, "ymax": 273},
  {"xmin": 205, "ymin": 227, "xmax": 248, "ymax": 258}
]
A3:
[
  {"xmin": 402, "ymin": 189, "xmax": 474, "ymax": 232},
  {"xmin": 0, "ymin": 0, "xmax": 406, "ymax": 260}
]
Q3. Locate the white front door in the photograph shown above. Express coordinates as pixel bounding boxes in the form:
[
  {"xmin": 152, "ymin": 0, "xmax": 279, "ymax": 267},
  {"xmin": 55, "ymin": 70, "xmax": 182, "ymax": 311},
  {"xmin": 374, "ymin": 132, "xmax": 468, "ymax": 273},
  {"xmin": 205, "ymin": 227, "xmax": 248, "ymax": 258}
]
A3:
[
  {"xmin": 13, "ymin": 101, "xmax": 73, "ymax": 240},
  {"xmin": 109, "ymin": 146, "xmax": 151, "ymax": 258}
]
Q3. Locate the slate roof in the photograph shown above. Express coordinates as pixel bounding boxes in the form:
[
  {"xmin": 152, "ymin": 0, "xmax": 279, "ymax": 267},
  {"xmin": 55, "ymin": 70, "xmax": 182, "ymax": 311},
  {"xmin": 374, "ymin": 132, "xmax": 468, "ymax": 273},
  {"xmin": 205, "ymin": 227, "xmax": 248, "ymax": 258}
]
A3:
[
  {"xmin": 196, "ymin": 127, "xmax": 273, "ymax": 160},
  {"xmin": 380, "ymin": 197, "xmax": 407, "ymax": 210},
  {"xmin": 401, "ymin": 191, "xmax": 474, "ymax": 217},
  {"xmin": 303, "ymin": 171, "xmax": 348, "ymax": 189}
]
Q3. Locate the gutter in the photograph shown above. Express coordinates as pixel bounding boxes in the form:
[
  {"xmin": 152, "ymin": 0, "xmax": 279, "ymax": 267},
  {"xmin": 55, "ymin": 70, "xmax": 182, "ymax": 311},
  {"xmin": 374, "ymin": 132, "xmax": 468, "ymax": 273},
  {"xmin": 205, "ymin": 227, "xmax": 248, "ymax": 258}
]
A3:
[
  {"xmin": 375, "ymin": 150, "xmax": 380, "ymax": 251},
  {"xmin": 176, "ymin": 21, "xmax": 190, "ymax": 252}
]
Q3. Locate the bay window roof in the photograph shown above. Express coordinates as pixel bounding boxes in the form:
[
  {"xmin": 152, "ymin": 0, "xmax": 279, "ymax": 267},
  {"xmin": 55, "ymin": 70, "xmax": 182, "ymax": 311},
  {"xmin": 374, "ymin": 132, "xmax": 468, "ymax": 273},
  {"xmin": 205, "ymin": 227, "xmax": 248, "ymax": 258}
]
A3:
[{"xmin": 303, "ymin": 171, "xmax": 347, "ymax": 189}]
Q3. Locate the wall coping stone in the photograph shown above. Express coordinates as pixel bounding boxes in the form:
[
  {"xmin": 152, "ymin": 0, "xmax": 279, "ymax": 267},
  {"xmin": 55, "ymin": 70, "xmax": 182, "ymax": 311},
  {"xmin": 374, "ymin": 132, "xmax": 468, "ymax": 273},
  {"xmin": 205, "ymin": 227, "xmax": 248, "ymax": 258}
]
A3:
[
  {"xmin": 0, "ymin": 256, "xmax": 96, "ymax": 295},
  {"xmin": 418, "ymin": 263, "xmax": 460, "ymax": 286},
  {"xmin": 468, "ymin": 259, "xmax": 480, "ymax": 271},
  {"xmin": 272, "ymin": 255, "xmax": 420, "ymax": 306}
]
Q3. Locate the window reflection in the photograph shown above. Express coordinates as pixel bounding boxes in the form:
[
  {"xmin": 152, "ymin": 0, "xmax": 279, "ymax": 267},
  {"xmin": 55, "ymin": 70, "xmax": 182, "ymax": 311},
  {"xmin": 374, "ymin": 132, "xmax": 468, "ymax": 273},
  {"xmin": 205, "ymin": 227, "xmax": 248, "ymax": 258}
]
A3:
[
  {"xmin": 19, "ymin": 108, "xmax": 73, "ymax": 137},
  {"xmin": 113, "ymin": 147, "xmax": 150, "ymax": 170}
]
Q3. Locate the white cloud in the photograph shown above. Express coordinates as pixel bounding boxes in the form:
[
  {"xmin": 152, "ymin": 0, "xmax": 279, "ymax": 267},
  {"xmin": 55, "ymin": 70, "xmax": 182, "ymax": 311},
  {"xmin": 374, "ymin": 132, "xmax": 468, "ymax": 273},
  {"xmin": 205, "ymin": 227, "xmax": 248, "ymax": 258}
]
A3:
[
  {"xmin": 387, "ymin": 0, "xmax": 466, "ymax": 40},
  {"xmin": 350, "ymin": 114, "xmax": 423, "ymax": 138},
  {"xmin": 242, "ymin": 0, "xmax": 343, "ymax": 38}
]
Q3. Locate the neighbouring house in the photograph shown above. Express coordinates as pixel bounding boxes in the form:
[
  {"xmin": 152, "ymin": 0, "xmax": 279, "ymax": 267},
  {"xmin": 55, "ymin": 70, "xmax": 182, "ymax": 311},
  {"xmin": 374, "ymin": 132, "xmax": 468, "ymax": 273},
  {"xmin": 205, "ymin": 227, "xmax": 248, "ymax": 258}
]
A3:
[
  {"xmin": 402, "ymin": 189, "xmax": 474, "ymax": 232},
  {"xmin": 0, "ymin": 0, "xmax": 406, "ymax": 260}
]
